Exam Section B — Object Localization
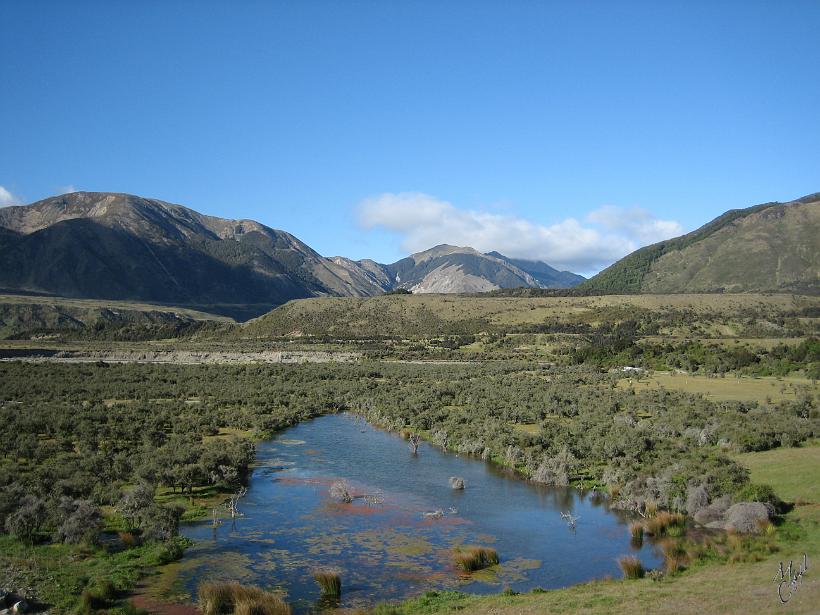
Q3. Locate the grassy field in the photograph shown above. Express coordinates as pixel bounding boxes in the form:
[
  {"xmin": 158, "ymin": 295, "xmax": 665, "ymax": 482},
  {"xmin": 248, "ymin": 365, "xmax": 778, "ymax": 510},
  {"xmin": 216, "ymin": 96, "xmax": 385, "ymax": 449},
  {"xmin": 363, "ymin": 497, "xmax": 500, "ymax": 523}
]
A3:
[
  {"xmin": 240, "ymin": 293, "xmax": 819, "ymax": 339},
  {"xmin": 733, "ymin": 441, "xmax": 820, "ymax": 504},
  {"xmin": 618, "ymin": 372, "xmax": 818, "ymax": 404}
]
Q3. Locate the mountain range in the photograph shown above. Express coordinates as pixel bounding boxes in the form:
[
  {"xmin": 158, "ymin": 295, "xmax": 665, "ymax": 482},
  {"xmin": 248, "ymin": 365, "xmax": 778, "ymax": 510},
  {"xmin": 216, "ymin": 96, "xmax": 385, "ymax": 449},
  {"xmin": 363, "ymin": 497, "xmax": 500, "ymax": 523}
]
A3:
[
  {"xmin": 1, "ymin": 191, "xmax": 816, "ymax": 320},
  {"xmin": 0, "ymin": 192, "xmax": 584, "ymax": 317}
]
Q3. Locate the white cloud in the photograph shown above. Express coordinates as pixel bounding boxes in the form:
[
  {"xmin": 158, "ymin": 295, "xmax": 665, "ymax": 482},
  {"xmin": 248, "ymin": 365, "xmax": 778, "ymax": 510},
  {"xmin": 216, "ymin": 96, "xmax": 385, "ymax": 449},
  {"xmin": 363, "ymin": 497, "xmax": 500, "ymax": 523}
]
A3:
[
  {"xmin": 586, "ymin": 205, "xmax": 684, "ymax": 245},
  {"xmin": 57, "ymin": 185, "xmax": 78, "ymax": 195},
  {"xmin": 0, "ymin": 185, "xmax": 20, "ymax": 207},
  {"xmin": 358, "ymin": 192, "xmax": 683, "ymax": 274}
]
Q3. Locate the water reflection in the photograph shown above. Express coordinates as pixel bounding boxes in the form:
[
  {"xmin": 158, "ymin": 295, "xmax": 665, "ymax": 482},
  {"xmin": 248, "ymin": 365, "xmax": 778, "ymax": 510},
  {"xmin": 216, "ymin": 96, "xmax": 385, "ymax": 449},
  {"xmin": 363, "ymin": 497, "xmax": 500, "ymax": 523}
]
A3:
[{"xmin": 173, "ymin": 414, "xmax": 662, "ymax": 612}]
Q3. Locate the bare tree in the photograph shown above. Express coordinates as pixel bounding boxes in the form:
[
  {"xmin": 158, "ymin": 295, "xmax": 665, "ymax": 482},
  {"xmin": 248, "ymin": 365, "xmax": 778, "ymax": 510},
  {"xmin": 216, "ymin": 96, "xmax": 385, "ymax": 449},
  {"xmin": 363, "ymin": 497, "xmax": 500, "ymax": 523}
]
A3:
[
  {"xmin": 408, "ymin": 433, "xmax": 421, "ymax": 455},
  {"xmin": 330, "ymin": 480, "xmax": 353, "ymax": 503},
  {"xmin": 226, "ymin": 486, "xmax": 247, "ymax": 518}
]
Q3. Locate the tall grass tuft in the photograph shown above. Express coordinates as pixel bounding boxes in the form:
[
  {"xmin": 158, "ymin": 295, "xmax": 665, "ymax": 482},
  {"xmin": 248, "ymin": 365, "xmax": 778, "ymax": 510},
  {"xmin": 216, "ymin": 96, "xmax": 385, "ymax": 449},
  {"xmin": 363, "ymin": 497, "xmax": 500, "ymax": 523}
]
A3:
[
  {"xmin": 453, "ymin": 546, "xmax": 499, "ymax": 572},
  {"xmin": 629, "ymin": 522, "xmax": 644, "ymax": 547},
  {"xmin": 618, "ymin": 555, "xmax": 645, "ymax": 579},
  {"xmin": 663, "ymin": 540, "xmax": 688, "ymax": 574},
  {"xmin": 644, "ymin": 511, "xmax": 686, "ymax": 537},
  {"xmin": 313, "ymin": 570, "xmax": 342, "ymax": 598},
  {"xmin": 199, "ymin": 581, "xmax": 291, "ymax": 615},
  {"xmin": 118, "ymin": 531, "xmax": 139, "ymax": 548}
]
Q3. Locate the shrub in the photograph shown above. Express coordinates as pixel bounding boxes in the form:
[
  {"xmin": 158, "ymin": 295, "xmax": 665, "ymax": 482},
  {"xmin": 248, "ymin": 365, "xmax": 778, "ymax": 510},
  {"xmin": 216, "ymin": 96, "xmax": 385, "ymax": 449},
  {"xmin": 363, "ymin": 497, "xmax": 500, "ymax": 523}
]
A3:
[
  {"xmin": 142, "ymin": 505, "xmax": 181, "ymax": 542},
  {"xmin": 4, "ymin": 495, "xmax": 46, "ymax": 544},
  {"xmin": 618, "ymin": 555, "xmax": 644, "ymax": 579},
  {"xmin": 54, "ymin": 498, "xmax": 103, "ymax": 545},
  {"xmin": 685, "ymin": 485, "xmax": 709, "ymax": 515},
  {"xmin": 734, "ymin": 483, "xmax": 783, "ymax": 510},
  {"xmin": 313, "ymin": 570, "xmax": 342, "ymax": 597},
  {"xmin": 453, "ymin": 546, "xmax": 499, "ymax": 572},
  {"xmin": 118, "ymin": 483, "xmax": 156, "ymax": 530}
]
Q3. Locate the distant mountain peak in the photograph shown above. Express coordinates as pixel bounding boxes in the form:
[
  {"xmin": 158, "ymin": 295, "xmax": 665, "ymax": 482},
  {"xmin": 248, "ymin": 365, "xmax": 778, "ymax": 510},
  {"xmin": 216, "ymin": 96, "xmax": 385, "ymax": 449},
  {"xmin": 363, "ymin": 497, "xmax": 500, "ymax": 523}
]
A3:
[{"xmin": 0, "ymin": 191, "xmax": 587, "ymax": 317}]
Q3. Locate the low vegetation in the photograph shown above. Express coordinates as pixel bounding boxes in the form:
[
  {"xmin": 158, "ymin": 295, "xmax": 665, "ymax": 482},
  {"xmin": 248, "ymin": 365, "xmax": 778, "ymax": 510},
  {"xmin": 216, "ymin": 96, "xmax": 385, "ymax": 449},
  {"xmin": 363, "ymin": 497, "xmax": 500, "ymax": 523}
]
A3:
[
  {"xmin": 313, "ymin": 570, "xmax": 342, "ymax": 598},
  {"xmin": 453, "ymin": 546, "xmax": 499, "ymax": 572},
  {"xmin": 618, "ymin": 555, "xmax": 645, "ymax": 579},
  {"xmin": 198, "ymin": 582, "xmax": 290, "ymax": 615},
  {"xmin": 0, "ymin": 291, "xmax": 817, "ymax": 612}
]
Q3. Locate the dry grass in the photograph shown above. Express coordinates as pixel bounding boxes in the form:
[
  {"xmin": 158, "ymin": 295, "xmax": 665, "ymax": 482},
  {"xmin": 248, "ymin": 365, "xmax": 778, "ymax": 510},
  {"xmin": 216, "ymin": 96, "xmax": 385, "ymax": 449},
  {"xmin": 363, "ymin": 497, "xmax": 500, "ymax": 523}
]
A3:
[
  {"xmin": 645, "ymin": 511, "xmax": 686, "ymax": 537},
  {"xmin": 198, "ymin": 582, "xmax": 290, "ymax": 615},
  {"xmin": 453, "ymin": 546, "xmax": 499, "ymax": 572},
  {"xmin": 313, "ymin": 570, "xmax": 342, "ymax": 597},
  {"xmin": 618, "ymin": 556, "xmax": 645, "ymax": 579},
  {"xmin": 618, "ymin": 372, "xmax": 816, "ymax": 404}
]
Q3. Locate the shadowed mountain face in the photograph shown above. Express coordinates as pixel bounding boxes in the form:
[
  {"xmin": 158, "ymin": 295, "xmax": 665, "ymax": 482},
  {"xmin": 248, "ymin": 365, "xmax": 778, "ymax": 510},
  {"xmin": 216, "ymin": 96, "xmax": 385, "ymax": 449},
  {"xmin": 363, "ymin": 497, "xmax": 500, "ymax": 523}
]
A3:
[
  {"xmin": 0, "ymin": 193, "xmax": 384, "ymax": 313},
  {"xmin": 0, "ymin": 193, "xmax": 582, "ymax": 316},
  {"xmin": 582, "ymin": 193, "xmax": 820, "ymax": 294}
]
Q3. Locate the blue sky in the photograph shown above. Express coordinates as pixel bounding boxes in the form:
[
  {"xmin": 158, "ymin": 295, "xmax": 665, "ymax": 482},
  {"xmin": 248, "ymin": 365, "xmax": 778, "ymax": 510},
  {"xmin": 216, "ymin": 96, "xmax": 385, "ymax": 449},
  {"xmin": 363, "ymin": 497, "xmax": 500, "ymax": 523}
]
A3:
[{"xmin": 1, "ymin": 1, "xmax": 818, "ymax": 274}]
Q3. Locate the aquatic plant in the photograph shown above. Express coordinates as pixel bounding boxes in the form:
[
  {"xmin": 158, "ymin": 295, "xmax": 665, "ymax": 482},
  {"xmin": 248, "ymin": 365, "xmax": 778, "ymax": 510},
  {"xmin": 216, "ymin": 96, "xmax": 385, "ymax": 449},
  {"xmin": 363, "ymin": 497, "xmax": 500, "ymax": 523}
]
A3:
[
  {"xmin": 313, "ymin": 570, "xmax": 342, "ymax": 597},
  {"xmin": 449, "ymin": 476, "xmax": 465, "ymax": 490},
  {"xmin": 453, "ymin": 546, "xmax": 499, "ymax": 572},
  {"xmin": 618, "ymin": 555, "xmax": 645, "ymax": 579},
  {"xmin": 629, "ymin": 521, "xmax": 644, "ymax": 547},
  {"xmin": 329, "ymin": 480, "xmax": 353, "ymax": 503},
  {"xmin": 198, "ymin": 582, "xmax": 291, "ymax": 615}
]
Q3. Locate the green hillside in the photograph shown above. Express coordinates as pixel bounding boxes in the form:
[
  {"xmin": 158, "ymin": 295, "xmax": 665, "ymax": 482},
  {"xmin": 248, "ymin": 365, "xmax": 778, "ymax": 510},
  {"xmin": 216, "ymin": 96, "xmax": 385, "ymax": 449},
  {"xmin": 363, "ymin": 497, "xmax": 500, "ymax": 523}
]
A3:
[{"xmin": 582, "ymin": 193, "xmax": 819, "ymax": 293}]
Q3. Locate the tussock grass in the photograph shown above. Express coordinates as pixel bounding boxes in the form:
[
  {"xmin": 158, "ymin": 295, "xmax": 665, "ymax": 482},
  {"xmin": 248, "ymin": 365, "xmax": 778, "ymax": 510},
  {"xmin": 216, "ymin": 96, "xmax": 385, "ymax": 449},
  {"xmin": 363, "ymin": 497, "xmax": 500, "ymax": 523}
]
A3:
[
  {"xmin": 629, "ymin": 521, "xmax": 644, "ymax": 547},
  {"xmin": 663, "ymin": 540, "xmax": 688, "ymax": 574},
  {"xmin": 618, "ymin": 555, "xmax": 645, "ymax": 579},
  {"xmin": 118, "ymin": 531, "xmax": 139, "ymax": 548},
  {"xmin": 313, "ymin": 570, "xmax": 342, "ymax": 597},
  {"xmin": 453, "ymin": 546, "xmax": 499, "ymax": 572},
  {"xmin": 198, "ymin": 582, "xmax": 291, "ymax": 615},
  {"xmin": 644, "ymin": 511, "xmax": 686, "ymax": 537}
]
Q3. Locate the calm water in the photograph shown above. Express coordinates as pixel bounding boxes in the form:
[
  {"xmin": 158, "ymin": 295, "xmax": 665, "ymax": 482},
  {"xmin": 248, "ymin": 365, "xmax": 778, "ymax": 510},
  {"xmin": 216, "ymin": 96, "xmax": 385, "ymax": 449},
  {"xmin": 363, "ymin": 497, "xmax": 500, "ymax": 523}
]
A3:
[{"xmin": 172, "ymin": 414, "xmax": 661, "ymax": 612}]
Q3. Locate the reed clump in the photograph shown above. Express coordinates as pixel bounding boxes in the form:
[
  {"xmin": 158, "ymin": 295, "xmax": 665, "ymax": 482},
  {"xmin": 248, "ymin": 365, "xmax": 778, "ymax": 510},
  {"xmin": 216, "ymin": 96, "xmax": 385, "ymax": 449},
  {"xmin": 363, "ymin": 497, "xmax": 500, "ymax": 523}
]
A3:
[
  {"xmin": 198, "ymin": 582, "xmax": 291, "ymax": 615},
  {"xmin": 118, "ymin": 530, "xmax": 139, "ymax": 548},
  {"xmin": 663, "ymin": 540, "xmax": 688, "ymax": 574},
  {"xmin": 453, "ymin": 546, "xmax": 499, "ymax": 572},
  {"xmin": 644, "ymin": 511, "xmax": 686, "ymax": 537},
  {"xmin": 618, "ymin": 555, "xmax": 645, "ymax": 579},
  {"xmin": 313, "ymin": 570, "xmax": 342, "ymax": 597},
  {"xmin": 629, "ymin": 521, "xmax": 644, "ymax": 547}
]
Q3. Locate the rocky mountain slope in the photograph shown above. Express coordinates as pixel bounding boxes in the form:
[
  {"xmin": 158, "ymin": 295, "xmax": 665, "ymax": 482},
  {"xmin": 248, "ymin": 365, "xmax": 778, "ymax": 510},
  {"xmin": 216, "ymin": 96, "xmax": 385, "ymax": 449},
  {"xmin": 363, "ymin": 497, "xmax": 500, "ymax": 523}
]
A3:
[
  {"xmin": 582, "ymin": 193, "xmax": 820, "ymax": 294},
  {"xmin": 0, "ymin": 192, "xmax": 581, "ymax": 316}
]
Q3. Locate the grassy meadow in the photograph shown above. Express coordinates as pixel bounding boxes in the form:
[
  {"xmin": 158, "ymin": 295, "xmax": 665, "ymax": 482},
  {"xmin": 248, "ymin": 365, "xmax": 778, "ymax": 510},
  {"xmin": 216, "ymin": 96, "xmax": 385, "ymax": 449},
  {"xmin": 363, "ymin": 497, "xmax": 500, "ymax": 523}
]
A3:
[{"xmin": 618, "ymin": 372, "xmax": 817, "ymax": 404}]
